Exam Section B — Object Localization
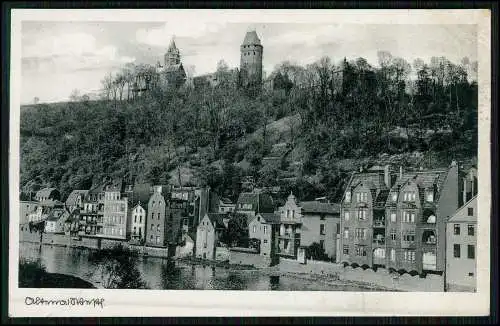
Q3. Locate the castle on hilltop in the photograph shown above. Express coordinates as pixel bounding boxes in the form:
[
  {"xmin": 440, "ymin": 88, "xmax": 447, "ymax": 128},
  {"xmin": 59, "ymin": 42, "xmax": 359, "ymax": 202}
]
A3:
[{"xmin": 156, "ymin": 38, "xmax": 187, "ymax": 89}]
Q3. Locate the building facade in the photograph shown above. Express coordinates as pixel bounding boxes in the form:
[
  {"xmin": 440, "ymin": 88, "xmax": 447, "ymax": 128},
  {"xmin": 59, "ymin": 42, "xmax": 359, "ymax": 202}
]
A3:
[
  {"xmin": 218, "ymin": 198, "xmax": 236, "ymax": 214},
  {"xmin": 340, "ymin": 162, "xmax": 461, "ymax": 274},
  {"xmin": 235, "ymin": 190, "xmax": 275, "ymax": 218},
  {"xmin": 146, "ymin": 186, "xmax": 167, "ymax": 247},
  {"xmin": 248, "ymin": 213, "xmax": 280, "ymax": 258},
  {"xmin": 129, "ymin": 202, "xmax": 146, "ymax": 244},
  {"xmin": 65, "ymin": 190, "xmax": 88, "ymax": 213},
  {"xmin": 158, "ymin": 38, "xmax": 187, "ymax": 89},
  {"xmin": 80, "ymin": 182, "xmax": 106, "ymax": 237},
  {"xmin": 446, "ymin": 196, "xmax": 477, "ymax": 292},
  {"xmin": 196, "ymin": 213, "xmax": 226, "ymax": 260},
  {"xmin": 277, "ymin": 193, "xmax": 340, "ymax": 261},
  {"xmin": 20, "ymin": 200, "xmax": 38, "ymax": 226},
  {"xmin": 101, "ymin": 180, "xmax": 128, "ymax": 240}
]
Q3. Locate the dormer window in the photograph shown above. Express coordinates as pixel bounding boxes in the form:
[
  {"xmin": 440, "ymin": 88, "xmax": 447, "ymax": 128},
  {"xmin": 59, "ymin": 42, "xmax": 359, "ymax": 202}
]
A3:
[
  {"xmin": 403, "ymin": 192, "xmax": 416, "ymax": 202},
  {"xmin": 345, "ymin": 192, "xmax": 351, "ymax": 203},
  {"xmin": 426, "ymin": 190, "xmax": 434, "ymax": 202}
]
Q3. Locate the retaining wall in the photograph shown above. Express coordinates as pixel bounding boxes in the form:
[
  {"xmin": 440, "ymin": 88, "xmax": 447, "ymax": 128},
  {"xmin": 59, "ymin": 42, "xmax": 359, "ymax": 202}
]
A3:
[
  {"xmin": 230, "ymin": 249, "xmax": 271, "ymax": 268},
  {"xmin": 279, "ymin": 258, "xmax": 444, "ymax": 292}
]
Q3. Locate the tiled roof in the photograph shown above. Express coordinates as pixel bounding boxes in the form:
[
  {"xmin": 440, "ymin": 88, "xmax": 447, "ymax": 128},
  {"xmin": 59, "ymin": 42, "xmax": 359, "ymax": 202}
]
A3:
[
  {"xmin": 47, "ymin": 208, "xmax": 65, "ymax": 221},
  {"xmin": 242, "ymin": 31, "xmax": 261, "ymax": 45},
  {"xmin": 390, "ymin": 169, "xmax": 448, "ymax": 201},
  {"xmin": 258, "ymin": 213, "xmax": 281, "ymax": 224},
  {"xmin": 36, "ymin": 188, "xmax": 57, "ymax": 198},
  {"xmin": 236, "ymin": 192, "xmax": 275, "ymax": 213},
  {"xmin": 65, "ymin": 190, "xmax": 89, "ymax": 207},
  {"xmin": 300, "ymin": 201, "xmax": 340, "ymax": 214},
  {"xmin": 207, "ymin": 213, "xmax": 227, "ymax": 229}
]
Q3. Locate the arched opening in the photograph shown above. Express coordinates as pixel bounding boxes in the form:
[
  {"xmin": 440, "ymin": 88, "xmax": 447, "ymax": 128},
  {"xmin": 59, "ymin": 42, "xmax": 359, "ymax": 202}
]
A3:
[
  {"xmin": 361, "ymin": 264, "xmax": 370, "ymax": 270},
  {"xmin": 398, "ymin": 269, "xmax": 408, "ymax": 275},
  {"xmin": 422, "ymin": 230, "xmax": 437, "ymax": 245},
  {"xmin": 409, "ymin": 270, "xmax": 419, "ymax": 277},
  {"xmin": 342, "ymin": 262, "xmax": 349, "ymax": 268},
  {"xmin": 422, "ymin": 209, "xmax": 436, "ymax": 224},
  {"xmin": 388, "ymin": 267, "xmax": 396, "ymax": 274},
  {"xmin": 351, "ymin": 263, "xmax": 359, "ymax": 269}
]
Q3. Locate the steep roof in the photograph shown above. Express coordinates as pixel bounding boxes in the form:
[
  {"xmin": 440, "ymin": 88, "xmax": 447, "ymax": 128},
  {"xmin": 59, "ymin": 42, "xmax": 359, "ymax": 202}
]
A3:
[
  {"xmin": 258, "ymin": 213, "xmax": 281, "ymax": 224},
  {"xmin": 242, "ymin": 30, "xmax": 261, "ymax": 45},
  {"xmin": 65, "ymin": 190, "xmax": 89, "ymax": 207},
  {"xmin": 167, "ymin": 38, "xmax": 179, "ymax": 53},
  {"xmin": 36, "ymin": 188, "xmax": 58, "ymax": 198},
  {"xmin": 236, "ymin": 191, "xmax": 275, "ymax": 213},
  {"xmin": 448, "ymin": 196, "xmax": 477, "ymax": 223},
  {"xmin": 46, "ymin": 208, "xmax": 65, "ymax": 221},
  {"xmin": 206, "ymin": 213, "xmax": 227, "ymax": 229},
  {"xmin": 390, "ymin": 169, "xmax": 448, "ymax": 202},
  {"xmin": 300, "ymin": 201, "xmax": 340, "ymax": 214}
]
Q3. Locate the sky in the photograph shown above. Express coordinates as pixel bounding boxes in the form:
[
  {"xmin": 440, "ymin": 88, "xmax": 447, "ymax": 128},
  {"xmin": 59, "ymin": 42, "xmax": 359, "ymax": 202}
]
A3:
[{"xmin": 20, "ymin": 21, "xmax": 477, "ymax": 104}]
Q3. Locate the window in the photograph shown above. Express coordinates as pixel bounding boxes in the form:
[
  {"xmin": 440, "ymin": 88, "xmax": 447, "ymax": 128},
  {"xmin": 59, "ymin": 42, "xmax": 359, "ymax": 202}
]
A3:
[
  {"xmin": 391, "ymin": 192, "xmax": 398, "ymax": 201},
  {"xmin": 157, "ymin": 224, "xmax": 160, "ymax": 232},
  {"xmin": 320, "ymin": 214, "xmax": 325, "ymax": 220},
  {"xmin": 390, "ymin": 249, "xmax": 396, "ymax": 261},
  {"xmin": 133, "ymin": 226, "xmax": 137, "ymax": 234},
  {"xmin": 390, "ymin": 229, "xmax": 397, "ymax": 241},
  {"xmin": 344, "ymin": 212, "xmax": 350, "ymax": 221},
  {"xmin": 403, "ymin": 230, "xmax": 415, "ymax": 242},
  {"xmin": 150, "ymin": 224, "xmax": 154, "ymax": 231},
  {"xmin": 404, "ymin": 192, "xmax": 416, "ymax": 202},
  {"xmin": 319, "ymin": 240, "xmax": 325, "ymax": 249},
  {"xmin": 468, "ymin": 207, "xmax": 474, "ymax": 216},
  {"xmin": 426, "ymin": 191, "xmax": 434, "ymax": 202},
  {"xmin": 453, "ymin": 244, "xmax": 461, "ymax": 258},
  {"xmin": 468, "ymin": 224, "xmax": 475, "ymax": 236},
  {"xmin": 156, "ymin": 236, "xmax": 160, "ymax": 244},
  {"xmin": 158, "ymin": 213, "xmax": 161, "ymax": 220},
  {"xmin": 390, "ymin": 212, "xmax": 397, "ymax": 223},
  {"xmin": 356, "ymin": 192, "xmax": 368, "ymax": 202},
  {"xmin": 358, "ymin": 209, "xmax": 367, "ymax": 220},
  {"xmin": 320, "ymin": 224, "xmax": 325, "ymax": 235},
  {"xmin": 292, "ymin": 210, "xmax": 295, "ymax": 219},
  {"xmin": 263, "ymin": 239, "xmax": 268, "ymax": 244},
  {"xmin": 345, "ymin": 192, "xmax": 351, "ymax": 203},
  {"xmin": 344, "ymin": 227, "xmax": 349, "ymax": 239},
  {"xmin": 468, "ymin": 272, "xmax": 474, "ymax": 277},
  {"xmin": 355, "ymin": 228, "xmax": 367, "ymax": 240},
  {"xmin": 468, "ymin": 245, "xmax": 475, "ymax": 259},
  {"xmin": 403, "ymin": 250, "xmax": 416, "ymax": 262},
  {"xmin": 403, "ymin": 211, "xmax": 415, "ymax": 223},
  {"xmin": 119, "ymin": 228, "xmax": 123, "ymax": 236},
  {"xmin": 336, "ymin": 224, "xmax": 340, "ymax": 234},
  {"xmin": 343, "ymin": 245, "xmax": 349, "ymax": 255},
  {"xmin": 263, "ymin": 226, "xmax": 268, "ymax": 234},
  {"xmin": 134, "ymin": 215, "xmax": 137, "ymax": 223},
  {"xmin": 355, "ymin": 245, "xmax": 367, "ymax": 256},
  {"xmin": 287, "ymin": 210, "xmax": 290, "ymax": 219},
  {"xmin": 150, "ymin": 235, "xmax": 153, "ymax": 240},
  {"xmin": 253, "ymin": 225, "xmax": 257, "ymax": 233},
  {"xmin": 454, "ymin": 224, "xmax": 461, "ymax": 235}
]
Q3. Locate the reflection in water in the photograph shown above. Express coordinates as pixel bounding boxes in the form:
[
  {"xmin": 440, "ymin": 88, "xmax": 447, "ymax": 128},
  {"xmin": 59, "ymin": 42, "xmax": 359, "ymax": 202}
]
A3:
[{"xmin": 19, "ymin": 242, "xmax": 383, "ymax": 291}]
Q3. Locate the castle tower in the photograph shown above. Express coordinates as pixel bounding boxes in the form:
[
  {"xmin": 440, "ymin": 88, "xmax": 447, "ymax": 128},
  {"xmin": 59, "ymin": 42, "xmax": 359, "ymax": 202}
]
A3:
[
  {"xmin": 239, "ymin": 30, "xmax": 263, "ymax": 88},
  {"xmin": 164, "ymin": 37, "xmax": 181, "ymax": 67}
]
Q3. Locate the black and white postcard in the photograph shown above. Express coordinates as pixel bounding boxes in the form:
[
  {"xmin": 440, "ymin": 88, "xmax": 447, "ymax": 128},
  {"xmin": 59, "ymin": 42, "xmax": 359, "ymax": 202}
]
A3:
[{"xmin": 8, "ymin": 9, "xmax": 491, "ymax": 317}]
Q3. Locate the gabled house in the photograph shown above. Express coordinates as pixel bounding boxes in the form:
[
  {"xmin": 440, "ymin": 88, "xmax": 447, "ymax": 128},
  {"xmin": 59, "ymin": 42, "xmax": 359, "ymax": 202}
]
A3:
[
  {"xmin": 248, "ymin": 213, "xmax": 281, "ymax": 258},
  {"xmin": 35, "ymin": 188, "xmax": 60, "ymax": 202},
  {"xmin": 65, "ymin": 190, "xmax": 89, "ymax": 213},
  {"xmin": 44, "ymin": 208, "xmax": 65, "ymax": 233},
  {"xmin": 196, "ymin": 213, "xmax": 227, "ymax": 260},
  {"xmin": 446, "ymin": 196, "xmax": 477, "ymax": 292},
  {"xmin": 128, "ymin": 202, "xmax": 146, "ymax": 244},
  {"xmin": 146, "ymin": 185, "xmax": 167, "ymax": 247},
  {"xmin": 218, "ymin": 197, "xmax": 236, "ymax": 214}
]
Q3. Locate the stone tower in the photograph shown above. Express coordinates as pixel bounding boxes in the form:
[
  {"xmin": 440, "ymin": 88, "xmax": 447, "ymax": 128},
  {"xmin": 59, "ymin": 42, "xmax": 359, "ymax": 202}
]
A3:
[
  {"xmin": 164, "ymin": 38, "xmax": 181, "ymax": 67},
  {"xmin": 239, "ymin": 30, "xmax": 263, "ymax": 88}
]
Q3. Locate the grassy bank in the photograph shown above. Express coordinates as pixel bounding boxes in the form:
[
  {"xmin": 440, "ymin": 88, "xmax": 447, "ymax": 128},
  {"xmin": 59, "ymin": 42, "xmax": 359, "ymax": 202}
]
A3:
[{"xmin": 19, "ymin": 259, "xmax": 96, "ymax": 289}]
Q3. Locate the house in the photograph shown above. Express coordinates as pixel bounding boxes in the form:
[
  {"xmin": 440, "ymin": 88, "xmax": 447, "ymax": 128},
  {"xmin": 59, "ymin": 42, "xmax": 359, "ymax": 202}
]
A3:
[
  {"xmin": 20, "ymin": 200, "xmax": 38, "ymax": 227},
  {"xmin": 28, "ymin": 199, "xmax": 64, "ymax": 223},
  {"xmin": 165, "ymin": 197, "xmax": 188, "ymax": 248},
  {"xmin": 101, "ymin": 178, "xmax": 128, "ymax": 240},
  {"xmin": 146, "ymin": 185, "xmax": 167, "ymax": 247},
  {"xmin": 446, "ymin": 196, "xmax": 477, "ymax": 292},
  {"xmin": 128, "ymin": 202, "xmax": 146, "ymax": 244},
  {"xmin": 248, "ymin": 213, "xmax": 281, "ymax": 258},
  {"xmin": 218, "ymin": 197, "xmax": 236, "ymax": 214},
  {"xmin": 65, "ymin": 190, "xmax": 88, "ymax": 213},
  {"xmin": 35, "ymin": 187, "xmax": 60, "ymax": 202},
  {"xmin": 235, "ymin": 190, "xmax": 275, "ymax": 218},
  {"xmin": 80, "ymin": 181, "xmax": 107, "ymax": 237},
  {"xmin": 340, "ymin": 162, "xmax": 461, "ymax": 274},
  {"xmin": 44, "ymin": 208, "xmax": 65, "ymax": 233},
  {"xmin": 277, "ymin": 193, "xmax": 341, "ymax": 261},
  {"xmin": 196, "ymin": 213, "xmax": 227, "ymax": 260}
]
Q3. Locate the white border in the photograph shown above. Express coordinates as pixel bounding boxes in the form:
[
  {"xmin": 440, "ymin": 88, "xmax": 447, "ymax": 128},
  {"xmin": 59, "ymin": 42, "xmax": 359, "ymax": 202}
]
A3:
[{"xmin": 9, "ymin": 9, "xmax": 491, "ymax": 317}]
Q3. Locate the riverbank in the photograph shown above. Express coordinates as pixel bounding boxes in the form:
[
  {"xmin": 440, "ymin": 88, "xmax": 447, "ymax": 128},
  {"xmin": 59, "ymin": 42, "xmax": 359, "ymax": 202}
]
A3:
[
  {"xmin": 19, "ymin": 260, "xmax": 96, "ymax": 289},
  {"xmin": 175, "ymin": 256, "xmax": 258, "ymax": 270}
]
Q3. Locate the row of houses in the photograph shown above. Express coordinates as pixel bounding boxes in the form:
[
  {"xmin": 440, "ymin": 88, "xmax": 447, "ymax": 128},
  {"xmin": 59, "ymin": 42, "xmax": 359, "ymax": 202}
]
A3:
[{"xmin": 19, "ymin": 161, "xmax": 478, "ymax": 291}]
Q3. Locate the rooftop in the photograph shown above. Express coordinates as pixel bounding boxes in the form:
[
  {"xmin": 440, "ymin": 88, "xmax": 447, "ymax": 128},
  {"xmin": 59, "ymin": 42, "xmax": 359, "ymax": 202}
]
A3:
[
  {"xmin": 242, "ymin": 30, "xmax": 261, "ymax": 46},
  {"xmin": 300, "ymin": 201, "xmax": 341, "ymax": 215}
]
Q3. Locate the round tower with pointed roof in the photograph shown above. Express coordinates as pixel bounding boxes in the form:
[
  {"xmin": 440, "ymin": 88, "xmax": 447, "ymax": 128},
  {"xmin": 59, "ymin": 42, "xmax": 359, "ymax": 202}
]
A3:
[{"xmin": 240, "ymin": 30, "xmax": 263, "ymax": 88}]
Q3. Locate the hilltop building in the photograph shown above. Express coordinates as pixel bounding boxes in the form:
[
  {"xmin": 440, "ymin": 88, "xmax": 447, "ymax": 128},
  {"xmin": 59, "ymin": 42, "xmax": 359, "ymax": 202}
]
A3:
[
  {"xmin": 156, "ymin": 38, "xmax": 187, "ymax": 89},
  {"xmin": 239, "ymin": 30, "xmax": 263, "ymax": 90}
]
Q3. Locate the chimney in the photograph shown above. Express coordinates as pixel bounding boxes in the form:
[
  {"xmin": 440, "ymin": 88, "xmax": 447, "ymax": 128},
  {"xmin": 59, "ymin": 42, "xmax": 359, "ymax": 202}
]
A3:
[
  {"xmin": 384, "ymin": 165, "xmax": 391, "ymax": 188},
  {"xmin": 399, "ymin": 166, "xmax": 403, "ymax": 179}
]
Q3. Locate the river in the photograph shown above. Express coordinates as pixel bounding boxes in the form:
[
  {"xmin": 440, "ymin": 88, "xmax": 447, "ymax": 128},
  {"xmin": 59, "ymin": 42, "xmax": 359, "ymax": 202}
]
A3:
[{"xmin": 19, "ymin": 242, "xmax": 384, "ymax": 291}]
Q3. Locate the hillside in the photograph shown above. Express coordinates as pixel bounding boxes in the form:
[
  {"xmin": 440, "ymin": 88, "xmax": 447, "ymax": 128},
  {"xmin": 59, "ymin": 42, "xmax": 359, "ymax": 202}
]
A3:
[{"xmin": 19, "ymin": 54, "xmax": 478, "ymax": 204}]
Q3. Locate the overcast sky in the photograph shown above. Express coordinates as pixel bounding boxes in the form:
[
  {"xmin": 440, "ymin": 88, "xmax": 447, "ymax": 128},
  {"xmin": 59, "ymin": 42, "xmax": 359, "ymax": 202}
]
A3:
[{"xmin": 20, "ymin": 21, "xmax": 477, "ymax": 104}]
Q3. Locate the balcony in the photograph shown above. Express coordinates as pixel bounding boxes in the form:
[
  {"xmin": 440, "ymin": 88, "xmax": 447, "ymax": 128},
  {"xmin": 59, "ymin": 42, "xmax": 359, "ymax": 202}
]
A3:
[
  {"xmin": 373, "ymin": 219, "xmax": 385, "ymax": 227},
  {"xmin": 422, "ymin": 230, "xmax": 437, "ymax": 245}
]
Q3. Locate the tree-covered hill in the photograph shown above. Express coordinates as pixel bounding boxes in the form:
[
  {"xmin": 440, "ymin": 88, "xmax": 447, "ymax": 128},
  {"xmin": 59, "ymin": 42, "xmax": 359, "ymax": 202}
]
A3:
[{"xmin": 20, "ymin": 53, "xmax": 478, "ymax": 204}]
